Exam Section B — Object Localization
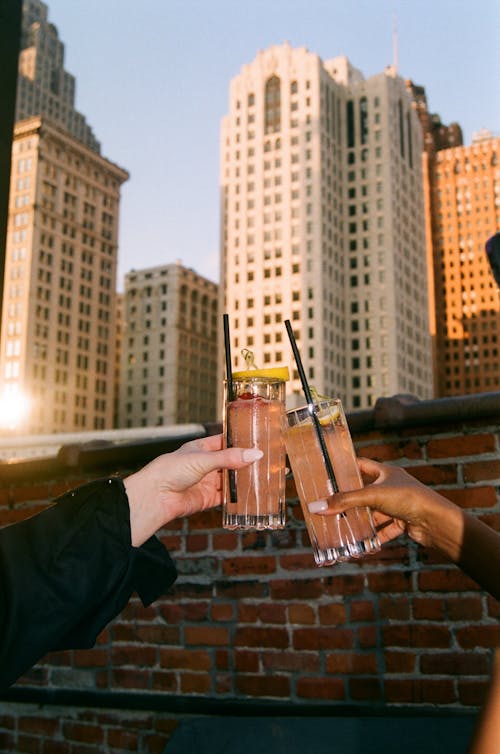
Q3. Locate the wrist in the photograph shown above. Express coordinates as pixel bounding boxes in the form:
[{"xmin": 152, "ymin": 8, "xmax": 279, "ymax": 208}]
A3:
[{"xmin": 419, "ymin": 490, "xmax": 464, "ymax": 562}]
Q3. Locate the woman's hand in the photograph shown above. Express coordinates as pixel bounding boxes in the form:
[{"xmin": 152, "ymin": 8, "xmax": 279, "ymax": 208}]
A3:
[
  {"xmin": 307, "ymin": 457, "xmax": 464, "ymax": 559},
  {"xmin": 124, "ymin": 434, "xmax": 262, "ymax": 546}
]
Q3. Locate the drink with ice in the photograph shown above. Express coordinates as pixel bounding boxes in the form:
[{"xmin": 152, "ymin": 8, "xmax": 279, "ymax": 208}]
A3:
[
  {"xmin": 223, "ymin": 369, "xmax": 288, "ymax": 529},
  {"xmin": 286, "ymin": 399, "xmax": 380, "ymax": 565}
]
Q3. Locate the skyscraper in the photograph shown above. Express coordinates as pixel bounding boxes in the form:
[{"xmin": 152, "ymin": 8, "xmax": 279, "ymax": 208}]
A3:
[
  {"xmin": 428, "ymin": 131, "xmax": 500, "ymax": 396},
  {"xmin": 0, "ymin": 1, "xmax": 128, "ymax": 433},
  {"xmin": 220, "ymin": 44, "xmax": 433, "ymax": 410},
  {"xmin": 16, "ymin": 0, "xmax": 99, "ymax": 152},
  {"xmin": 119, "ymin": 262, "xmax": 219, "ymax": 428}
]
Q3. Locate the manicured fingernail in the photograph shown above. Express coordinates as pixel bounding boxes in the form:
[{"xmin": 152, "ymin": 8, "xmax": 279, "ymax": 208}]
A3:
[
  {"xmin": 308, "ymin": 499, "xmax": 329, "ymax": 513},
  {"xmin": 242, "ymin": 448, "xmax": 264, "ymax": 462}
]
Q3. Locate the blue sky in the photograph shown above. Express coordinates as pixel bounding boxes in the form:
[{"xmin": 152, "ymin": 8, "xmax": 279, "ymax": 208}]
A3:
[{"xmin": 42, "ymin": 0, "xmax": 500, "ymax": 287}]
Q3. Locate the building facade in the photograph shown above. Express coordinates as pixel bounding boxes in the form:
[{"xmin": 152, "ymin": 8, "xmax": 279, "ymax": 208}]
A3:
[
  {"xmin": 0, "ymin": 117, "xmax": 128, "ymax": 433},
  {"xmin": 429, "ymin": 132, "xmax": 500, "ymax": 396},
  {"xmin": 220, "ymin": 44, "xmax": 433, "ymax": 410},
  {"xmin": 118, "ymin": 262, "xmax": 219, "ymax": 428}
]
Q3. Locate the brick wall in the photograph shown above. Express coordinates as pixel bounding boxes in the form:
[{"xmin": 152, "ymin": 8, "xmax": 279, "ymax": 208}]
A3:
[{"xmin": 0, "ymin": 394, "xmax": 499, "ymax": 753}]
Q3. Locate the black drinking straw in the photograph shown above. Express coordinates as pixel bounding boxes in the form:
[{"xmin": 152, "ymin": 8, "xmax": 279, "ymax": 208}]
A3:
[
  {"xmin": 223, "ymin": 314, "xmax": 238, "ymax": 502},
  {"xmin": 285, "ymin": 319, "xmax": 339, "ymax": 494}
]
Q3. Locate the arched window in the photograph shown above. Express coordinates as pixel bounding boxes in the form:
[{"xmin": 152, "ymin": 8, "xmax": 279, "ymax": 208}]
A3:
[{"xmin": 265, "ymin": 75, "xmax": 281, "ymax": 134}]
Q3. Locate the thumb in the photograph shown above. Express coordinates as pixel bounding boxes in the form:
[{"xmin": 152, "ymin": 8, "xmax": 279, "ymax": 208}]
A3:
[{"xmin": 187, "ymin": 446, "xmax": 264, "ymax": 477}]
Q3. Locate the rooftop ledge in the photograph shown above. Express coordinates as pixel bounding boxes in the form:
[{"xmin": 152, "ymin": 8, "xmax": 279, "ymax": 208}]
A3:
[{"xmin": 2, "ymin": 392, "xmax": 500, "ymax": 484}]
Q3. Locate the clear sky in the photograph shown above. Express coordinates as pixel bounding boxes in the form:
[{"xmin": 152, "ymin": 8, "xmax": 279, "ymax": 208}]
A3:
[{"xmin": 42, "ymin": 0, "xmax": 500, "ymax": 288}]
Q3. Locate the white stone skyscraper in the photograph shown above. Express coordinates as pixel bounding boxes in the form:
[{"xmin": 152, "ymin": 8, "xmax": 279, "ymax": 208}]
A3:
[{"xmin": 220, "ymin": 44, "xmax": 433, "ymax": 410}]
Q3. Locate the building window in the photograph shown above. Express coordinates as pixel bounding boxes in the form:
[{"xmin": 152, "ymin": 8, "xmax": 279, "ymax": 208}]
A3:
[{"xmin": 265, "ymin": 75, "xmax": 281, "ymax": 134}]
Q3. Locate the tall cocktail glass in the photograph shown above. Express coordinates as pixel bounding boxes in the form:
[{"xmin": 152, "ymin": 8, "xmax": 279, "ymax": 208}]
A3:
[
  {"xmin": 223, "ymin": 368, "xmax": 289, "ymax": 530},
  {"xmin": 285, "ymin": 398, "xmax": 380, "ymax": 565}
]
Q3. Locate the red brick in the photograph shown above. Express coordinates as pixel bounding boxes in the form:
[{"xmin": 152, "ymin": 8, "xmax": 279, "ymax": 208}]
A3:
[
  {"xmin": 180, "ymin": 673, "xmax": 211, "ymax": 693},
  {"xmin": 210, "ymin": 603, "xmax": 235, "ymax": 621},
  {"xmin": 106, "ymin": 729, "xmax": 138, "ymax": 751},
  {"xmin": 159, "ymin": 649, "xmax": 211, "ymax": 671},
  {"xmin": 367, "ymin": 571, "xmax": 412, "ymax": 593},
  {"xmin": 18, "ymin": 717, "xmax": 58, "ymax": 736},
  {"xmin": 427, "ymin": 434, "xmax": 496, "ymax": 459},
  {"xmin": 212, "ymin": 532, "xmax": 238, "ymax": 550},
  {"xmin": 358, "ymin": 625, "xmax": 378, "ymax": 647},
  {"xmin": 385, "ymin": 678, "xmax": 457, "ymax": 704},
  {"xmin": 408, "ymin": 464, "xmax": 458, "ymax": 485},
  {"xmin": 296, "ymin": 676, "xmax": 344, "ymax": 700},
  {"xmin": 62, "ymin": 722, "xmax": 104, "ymax": 744},
  {"xmin": 412, "ymin": 597, "xmax": 445, "ymax": 620},
  {"xmin": 151, "ymin": 671, "xmax": 177, "ymax": 692},
  {"xmin": 445, "ymin": 596, "xmax": 484, "ymax": 621},
  {"xmin": 215, "ymin": 673, "xmax": 232, "ymax": 694},
  {"xmin": 350, "ymin": 600, "xmax": 376, "ymax": 622},
  {"xmin": 349, "ymin": 677, "xmax": 383, "ymax": 700},
  {"xmin": 73, "ymin": 649, "xmax": 108, "ymax": 667},
  {"xmin": 222, "ymin": 555, "xmax": 276, "ymax": 576},
  {"xmin": 215, "ymin": 649, "xmax": 229, "ymax": 670},
  {"xmin": 287, "ymin": 603, "xmax": 316, "ymax": 624},
  {"xmin": 418, "ymin": 568, "xmax": 481, "ymax": 592},
  {"xmin": 262, "ymin": 651, "xmax": 321, "ymax": 673},
  {"xmin": 458, "ymin": 680, "xmax": 491, "ymax": 706},
  {"xmin": 326, "ymin": 652, "xmax": 377, "ymax": 674},
  {"xmin": 187, "ymin": 508, "xmax": 221, "ymax": 530},
  {"xmin": 420, "ymin": 651, "xmax": 490, "ymax": 675},
  {"xmin": 182, "ymin": 602, "xmax": 209, "ymax": 621},
  {"xmin": 455, "ymin": 625, "xmax": 500, "ymax": 649},
  {"xmin": 279, "ymin": 552, "xmax": 318, "ymax": 570},
  {"xmin": 134, "ymin": 625, "xmax": 181, "ymax": 645},
  {"xmin": 111, "ymin": 646, "xmax": 157, "ymax": 667},
  {"xmin": 440, "ymin": 486, "xmax": 497, "ymax": 509},
  {"xmin": 234, "ymin": 650, "xmax": 259, "ymax": 672},
  {"xmin": 379, "ymin": 596, "xmax": 411, "ymax": 619},
  {"xmin": 110, "ymin": 669, "xmax": 151, "ymax": 689},
  {"xmin": 270, "ymin": 579, "xmax": 323, "ymax": 600},
  {"xmin": 383, "ymin": 623, "xmax": 451, "ymax": 648},
  {"xmin": 384, "ymin": 650, "xmax": 416, "ymax": 673},
  {"xmin": 318, "ymin": 603, "xmax": 346, "ymax": 625},
  {"xmin": 186, "ymin": 534, "xmax": 208, "ymax": 552},
  {"xmin": 293, "ymin": 627, "xmax": 354, "ymax": 650},
  {"xmin": 323, "ymin": 574, "xmax": 365, "ymax": 595},
  {"xmin": 234, "ymin": 626, "xmax": 289, "ymax": 649},
  {"xmin": 357, "ymin": 440, "xmax": 422, "ymax": 462},
  {"xmin": 185, "ymin": 626, "xmax": 229, "ymax": 646},
  {"xmin": 236, "ymin": 674, "xmax": 290, "ymax": 698},
  {"xmin": 216, "ymin": 580, "xmax": 267, "ymax": 599},
  {"xmin": 464, "ymin": 459, "xmax": 500, "ymax": 483}
]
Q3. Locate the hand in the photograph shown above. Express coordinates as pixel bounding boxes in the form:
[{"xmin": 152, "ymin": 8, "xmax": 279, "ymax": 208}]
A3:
[
  {"xmin": 124, "ymin": 434, "xmax": 263, "ymax": 546},
  {"xmin": 307, "ymin": 457, "xmax": 464, "ymax": 558}
]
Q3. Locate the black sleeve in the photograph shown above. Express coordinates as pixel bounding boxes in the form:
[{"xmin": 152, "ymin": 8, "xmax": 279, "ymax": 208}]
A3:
[{"xmin": 0, "ymin": 477, "xmax": 177, "ymax": 690}]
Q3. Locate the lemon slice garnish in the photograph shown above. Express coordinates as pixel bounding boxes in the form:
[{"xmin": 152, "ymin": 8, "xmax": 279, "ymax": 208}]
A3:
[
  {"xmin": 232, "ymin": 366, "xmax": 290, "ymax": 381},
  {"xmin": 318, "ymin": 405, "xmax": 341, "ymax": 424}
]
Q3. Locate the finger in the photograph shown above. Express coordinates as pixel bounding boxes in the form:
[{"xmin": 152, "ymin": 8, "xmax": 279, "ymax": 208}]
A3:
[
  {"xmin": 187, "ymin": 446, "xmax": 264, "ymax": 478},
  {"xmin": 307, "ymin": 487, "xmax": 382, "ymax": 515},
  {"xmin": 177, "ymin": 434, "xmax": 223, "ymax": 454},
  {"xmin": 356, "ymin": 457, "xmax": 385, "ymax": 484}
]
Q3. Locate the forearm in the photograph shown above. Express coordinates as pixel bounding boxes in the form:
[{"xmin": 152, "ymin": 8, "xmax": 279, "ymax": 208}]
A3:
[{"xmin": 420, "ymin": 489, "xmax": 500, "ymax": 600}]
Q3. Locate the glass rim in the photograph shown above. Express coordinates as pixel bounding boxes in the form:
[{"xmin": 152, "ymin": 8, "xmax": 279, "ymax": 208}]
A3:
[{"xmin": 286, "ymin": 397, "xmax": 341, "ymax": 416}]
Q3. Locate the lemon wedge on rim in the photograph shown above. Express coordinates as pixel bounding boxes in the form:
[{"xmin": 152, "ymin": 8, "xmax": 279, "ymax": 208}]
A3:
[{"xmin": 231, "ymin": 366, "xmax": 290, "ymax": 381}]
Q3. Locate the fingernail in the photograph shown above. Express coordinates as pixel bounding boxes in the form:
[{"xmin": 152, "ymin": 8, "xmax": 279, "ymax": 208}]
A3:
[
  {"xmin": 242, "ymin": 448, "xmax": 264, "ymax": 462},
  {"xmin": 308, "ymin": 499, "xmax": 329, "ymax": 513}
]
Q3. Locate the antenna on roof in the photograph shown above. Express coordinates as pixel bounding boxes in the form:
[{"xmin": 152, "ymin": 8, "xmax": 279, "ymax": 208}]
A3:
[{"xmin": 392, "ymin": 13, "xmax": 399, "ymax": 73}]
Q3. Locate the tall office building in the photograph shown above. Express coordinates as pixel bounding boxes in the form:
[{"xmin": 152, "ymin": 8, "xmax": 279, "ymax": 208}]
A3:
[
  {"xmin": 428, "ymin": 131, "xmax": 500, "ymax": 396},
  {"xmin": 220, "ymin": 44, "xmax": 433, "ymax": 410},
  {"xmin": 16, "ymin": 0, "xmax": 99, "ymax": 152},
  {"xmin": 0, "ymin": 0, "xmax": 128, "ymax": 434},
  {"xmin": 118, "ymin": 262, "xmax": 219, "ymax": 428},
  {"xmin": 0, "ymin": 117, "xmax": 128, "ymax": 433}
]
